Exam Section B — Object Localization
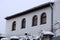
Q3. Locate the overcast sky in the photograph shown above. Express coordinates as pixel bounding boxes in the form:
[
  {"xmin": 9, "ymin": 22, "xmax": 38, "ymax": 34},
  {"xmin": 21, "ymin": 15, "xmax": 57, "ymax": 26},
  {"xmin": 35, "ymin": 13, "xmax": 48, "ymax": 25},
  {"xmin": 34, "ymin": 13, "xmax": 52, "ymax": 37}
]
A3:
[{"xmin": 0, "ymin": 0, "xmax": 54, "ymax": 34}]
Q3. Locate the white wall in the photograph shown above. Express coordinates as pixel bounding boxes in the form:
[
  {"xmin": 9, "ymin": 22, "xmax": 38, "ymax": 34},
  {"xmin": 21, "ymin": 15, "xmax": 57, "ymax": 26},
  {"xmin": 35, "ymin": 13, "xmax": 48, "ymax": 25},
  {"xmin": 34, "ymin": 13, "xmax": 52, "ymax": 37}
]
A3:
[
  {"xmin": 5, "ymin": 7, "xmax": 51, "ymax": 38},
  {"xmin": 53, "ymin": 0, "xmax": 60, "ymax": 36},
  {"xmin": 54, "ymin": 0, "xmax": 60, "ymax": 2}
]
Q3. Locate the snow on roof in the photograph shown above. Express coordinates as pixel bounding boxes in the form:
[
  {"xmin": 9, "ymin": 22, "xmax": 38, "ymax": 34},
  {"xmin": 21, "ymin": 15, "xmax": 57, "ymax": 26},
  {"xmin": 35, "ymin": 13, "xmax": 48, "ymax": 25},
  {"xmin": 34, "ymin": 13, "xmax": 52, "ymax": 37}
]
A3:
[
  {"xmin": 28, "ymin": 35, "xmax": 40, "ymax": 39},
  {"xmin": 20, "ymin": 35, "xmax": 40, "ymax": 39},
  {"xmin": 32, "ymin": 36, "xmax": 40, "ymax": 39},
  {"xmin": 1, "ymin": 38, "xmax": 8, "ymax": 40},
  {"xmin": 5, "ymin": 2, "xmax": 54, "ymax": 20},
  {"xmin": 41, "ymin": 31, "xmax": 54, "ymax": 36},
  {"xmin": 10, "ymin": 36, "xmax": 19, "ymax": 39},
  {"xmin": 19, "ymin": 36, "xmax": 27, "ymax": 39}
]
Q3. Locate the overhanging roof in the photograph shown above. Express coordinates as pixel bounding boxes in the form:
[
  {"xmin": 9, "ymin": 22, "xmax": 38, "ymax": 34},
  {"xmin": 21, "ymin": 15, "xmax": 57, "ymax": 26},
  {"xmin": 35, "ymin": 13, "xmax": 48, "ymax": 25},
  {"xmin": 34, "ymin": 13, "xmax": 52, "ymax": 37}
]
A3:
[
  {"xmin": 5, "ymin": 2, "xmax": 54, "ymax": 20},
  {"xmin": 41, "ymin": 31, "xmax": 54, "ymax": 36}
]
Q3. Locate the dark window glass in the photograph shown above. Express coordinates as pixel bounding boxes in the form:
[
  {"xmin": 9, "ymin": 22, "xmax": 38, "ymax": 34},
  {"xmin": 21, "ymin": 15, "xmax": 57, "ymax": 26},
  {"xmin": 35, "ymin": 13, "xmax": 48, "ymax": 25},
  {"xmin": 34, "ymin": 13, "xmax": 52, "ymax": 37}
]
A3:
[
  {"xmin": 32, "ymin": 15, "xmax": 38, "ymax": 26},
  {"xmin": 11, "ymin": 39, "xmax": 19, "ymax": 40},
  {"xmin": 41, "ymin": 12, "xmax": 46, "ymax": 24},
  {"xmin": 21, "ymin": 18, "xmax": 26, "ymax": 29},
  {"xmin": 37, "ymin": 38, "xmax": 40, "ymax": 40},
  {"xmin": 33, "ymin": 39, "xmax": 36, "ymax": 40},
  {"xmin": 27, "ymin": 39, "xmax": 30, "ymax": 40},
  {"xmin": 12, "ymin": 21, "xmax": 16, "ymax": 31}
]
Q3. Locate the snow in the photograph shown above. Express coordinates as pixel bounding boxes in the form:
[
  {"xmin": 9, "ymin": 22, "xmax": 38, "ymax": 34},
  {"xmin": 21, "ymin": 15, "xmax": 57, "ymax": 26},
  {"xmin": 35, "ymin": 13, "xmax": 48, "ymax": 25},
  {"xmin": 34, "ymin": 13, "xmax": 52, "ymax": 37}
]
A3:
[
  {"xmin": 32, "ymin": 36, "xmax": 39, "ymax": 39},
  {"xmin": 41, "ymin": 31, "xmax": 54, "ymax": 36},
  {"xmin": 10, "ymin": 36, "xmax": 19, "ymax": 39},
  {"xmin": 28, "ymin": 35, "xmax": 40, "ymax": 39},
  {"xmin": 20, "ymin": 35, "xmax": 40, "ymax": 39},
  {"xmin": 1, "ymin": 38, "xmax": 8, "ymax": 40},
  {"xmin": 20, "ymin": 36, "xmax": 27, "ymax": 39}
]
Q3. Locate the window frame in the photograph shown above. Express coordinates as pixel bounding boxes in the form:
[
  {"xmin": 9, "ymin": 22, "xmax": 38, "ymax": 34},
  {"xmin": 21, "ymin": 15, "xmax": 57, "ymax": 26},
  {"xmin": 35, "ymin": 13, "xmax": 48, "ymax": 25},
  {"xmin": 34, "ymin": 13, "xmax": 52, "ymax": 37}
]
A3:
[
  {"xmin": 40, "ymin": 12, "xmax": 46, "ymax": 24},
  {"xmin": 32, "ymin": 15, "xmax": 38, "ymax": 26},
  {"xmin": 12, "ymin": 21, "xmax": 16, "ymax": 31},
  {"xmin": 21, "ymin": 18, "xmax": 26, "ymax": 29}
]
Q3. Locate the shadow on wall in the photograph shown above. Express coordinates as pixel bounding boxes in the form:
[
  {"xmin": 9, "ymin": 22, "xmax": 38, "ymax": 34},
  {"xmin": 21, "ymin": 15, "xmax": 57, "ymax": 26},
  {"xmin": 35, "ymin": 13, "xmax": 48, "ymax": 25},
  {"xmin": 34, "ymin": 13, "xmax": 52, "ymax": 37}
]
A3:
[{"xmin": 52, "ymin": 36, "xmax": 60, "ymax": 40}]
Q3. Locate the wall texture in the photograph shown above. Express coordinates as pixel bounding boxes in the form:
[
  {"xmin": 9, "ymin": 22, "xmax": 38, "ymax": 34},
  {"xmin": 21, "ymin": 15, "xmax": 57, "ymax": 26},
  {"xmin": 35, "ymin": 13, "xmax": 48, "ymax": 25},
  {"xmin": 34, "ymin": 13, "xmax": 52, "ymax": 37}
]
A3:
[{"xmin": 5, "ymin": 7, "xmax": 52, "ymax": 38}]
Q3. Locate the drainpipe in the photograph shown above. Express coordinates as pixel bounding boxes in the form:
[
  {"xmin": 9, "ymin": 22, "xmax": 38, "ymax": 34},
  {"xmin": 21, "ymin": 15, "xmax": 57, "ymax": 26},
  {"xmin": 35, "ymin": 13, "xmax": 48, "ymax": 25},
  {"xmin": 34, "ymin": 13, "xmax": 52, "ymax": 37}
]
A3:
[{"xmin": 50, "ymin": 2, "xmax": 54, "ymax": 32}]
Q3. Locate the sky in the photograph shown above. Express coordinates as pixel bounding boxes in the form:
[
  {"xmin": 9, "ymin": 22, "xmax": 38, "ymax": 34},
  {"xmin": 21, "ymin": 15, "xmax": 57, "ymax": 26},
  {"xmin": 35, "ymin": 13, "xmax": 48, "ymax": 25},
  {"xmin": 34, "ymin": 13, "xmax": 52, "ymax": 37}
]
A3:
[{"xmin": 0, "ymin": 0, "xmax": 54, "ymax": 34}]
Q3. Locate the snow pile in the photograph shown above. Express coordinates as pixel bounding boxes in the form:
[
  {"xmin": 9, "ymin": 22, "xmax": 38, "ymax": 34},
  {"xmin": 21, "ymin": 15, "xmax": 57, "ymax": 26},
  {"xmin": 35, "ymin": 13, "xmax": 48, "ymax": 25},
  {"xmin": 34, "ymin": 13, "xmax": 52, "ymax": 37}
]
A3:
[
  {"xmin": 1, "ymin": 38, "xmax": 8, "ymax": 40},
  {"xmin": 10, "ymin": 36, "xmax": 19, "ymax": 39},
  {"xmin": 41, "ymin": 31, "xmax": 54, "ymax": 36}
]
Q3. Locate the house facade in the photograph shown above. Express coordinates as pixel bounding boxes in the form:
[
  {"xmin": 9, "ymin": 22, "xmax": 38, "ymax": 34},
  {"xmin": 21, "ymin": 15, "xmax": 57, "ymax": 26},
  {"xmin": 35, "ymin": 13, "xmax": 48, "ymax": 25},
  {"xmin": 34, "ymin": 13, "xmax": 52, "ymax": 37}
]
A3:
[{"xmin": 4, "ymin": 0, "xmax": 60, "ymax": 40}]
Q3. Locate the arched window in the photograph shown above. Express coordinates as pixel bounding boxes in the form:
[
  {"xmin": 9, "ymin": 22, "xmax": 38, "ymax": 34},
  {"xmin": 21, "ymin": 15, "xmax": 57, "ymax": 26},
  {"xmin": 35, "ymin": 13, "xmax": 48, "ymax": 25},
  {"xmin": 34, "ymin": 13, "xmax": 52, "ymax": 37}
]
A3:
[
  {"xmin": 12, "ymin": 21, "xmax": 16, "ymax": 31},
  {"xmin": 41, "ymin": 12, "xmax": 46, "ymax": 24},
  {"xmin": 32, "ymin": 15, "xmax": 38, "ymax": 26},
  {"xmin": 21, "ymin": 18, "xmax": 26, "ymax": 29}
]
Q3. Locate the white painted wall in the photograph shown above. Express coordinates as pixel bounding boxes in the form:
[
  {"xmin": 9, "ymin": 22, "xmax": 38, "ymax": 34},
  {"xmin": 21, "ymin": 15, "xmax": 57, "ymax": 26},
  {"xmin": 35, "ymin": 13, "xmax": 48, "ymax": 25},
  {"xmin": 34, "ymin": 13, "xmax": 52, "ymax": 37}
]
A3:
[
  {"xmin": 54, "ymin": 0, "xmax": 60, "ymax": 2},
  {"xmin": 53, "ymin": 0, "xmax": 60, "ymax": 36},
  {"xmin": 5, "ymin": 0, "xmax": 60, "ymax": 38},
  {"xmin": 5, "ymin": 7, "xmax": 52, "ymax": 38}
]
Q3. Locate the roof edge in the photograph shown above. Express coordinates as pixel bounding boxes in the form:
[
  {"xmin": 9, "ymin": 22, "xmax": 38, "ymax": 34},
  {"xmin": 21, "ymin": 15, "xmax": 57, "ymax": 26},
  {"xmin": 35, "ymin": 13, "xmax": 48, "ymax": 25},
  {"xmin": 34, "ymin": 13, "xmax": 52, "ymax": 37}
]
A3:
[{"xmin": 5, "ymin": 2, "xmax": 54, "ymax": 20}]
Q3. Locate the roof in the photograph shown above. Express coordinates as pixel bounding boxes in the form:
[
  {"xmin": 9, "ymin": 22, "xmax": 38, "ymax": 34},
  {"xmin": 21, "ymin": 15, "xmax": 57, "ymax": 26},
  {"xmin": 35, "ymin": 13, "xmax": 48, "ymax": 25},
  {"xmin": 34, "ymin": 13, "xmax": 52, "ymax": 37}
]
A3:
[
  {"xmin": 41, "ymin": 31, "xmax": 54, "ymax": 36},
  {"xmin": 1, "ymin": 38, "xmax": 8, "ymax": 40},
  {"xmin": 0, "ymin": 34, "xmax": 5, "ymax": 37},
  {"xmin": 10, "ymin": 36, "xmax": 19, "ymax": 39},
  {"xmin": 5, "ymin": 2, "xmax": 54, "ymax": 20}
]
